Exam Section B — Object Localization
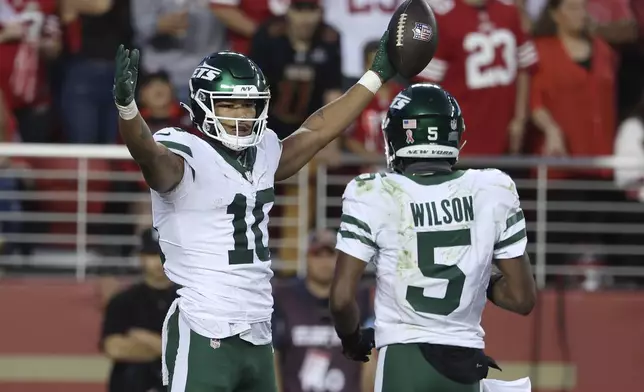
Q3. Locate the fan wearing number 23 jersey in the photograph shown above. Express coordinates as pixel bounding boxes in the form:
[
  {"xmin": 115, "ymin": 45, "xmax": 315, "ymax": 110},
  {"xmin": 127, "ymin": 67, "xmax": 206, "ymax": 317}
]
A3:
[
  {"xmin": 419, "ymin": 0, "xmax": 538, "ymax": 156},
  {"xmin": 330, "ymin": 84, "xmax": 536, "ymax": 392}
]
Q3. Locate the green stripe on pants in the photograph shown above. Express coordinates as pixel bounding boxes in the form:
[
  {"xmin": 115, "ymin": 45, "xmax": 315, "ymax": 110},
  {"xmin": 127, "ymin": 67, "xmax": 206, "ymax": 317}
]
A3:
[
  {"xmin": 165, "ymin": 309, "xmax": 180, "ymax": 388},
  {"xmin": 164, "ymin": 308, "xmax": 277, "ymax": 391}
]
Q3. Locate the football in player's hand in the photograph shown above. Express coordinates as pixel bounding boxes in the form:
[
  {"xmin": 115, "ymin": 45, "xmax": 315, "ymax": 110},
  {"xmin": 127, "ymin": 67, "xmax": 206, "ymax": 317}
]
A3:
[{"xmin": 386, "ymin": 0, "xmax": 439, "ymax": 79}]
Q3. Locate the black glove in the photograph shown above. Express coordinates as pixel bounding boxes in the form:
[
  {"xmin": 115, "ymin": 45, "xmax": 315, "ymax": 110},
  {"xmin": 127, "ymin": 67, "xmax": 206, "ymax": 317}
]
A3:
[
  {"xmin": 337, "ymin": 326, "xmax": 375, "ymax": 362},
  {"xmin": 113, "ymin": 44, "xmax": 140, "ymax": 107}
]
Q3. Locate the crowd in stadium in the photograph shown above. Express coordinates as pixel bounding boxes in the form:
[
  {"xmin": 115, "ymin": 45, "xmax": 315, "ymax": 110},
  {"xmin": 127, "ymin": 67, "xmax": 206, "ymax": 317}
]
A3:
[
  {"xmin": 1, "ymin": 1, "xmax": 643, "ymax": 390},
  {"xmin": 1, "ymin": 0, "xmax": 644, "ymax": 275}
]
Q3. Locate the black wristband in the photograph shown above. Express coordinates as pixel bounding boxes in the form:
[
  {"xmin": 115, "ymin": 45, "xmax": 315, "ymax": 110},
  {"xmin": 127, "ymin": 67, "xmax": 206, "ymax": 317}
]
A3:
[{"xmin": 486, "ymin": 273, "xmax": 503, "ymax": 301}]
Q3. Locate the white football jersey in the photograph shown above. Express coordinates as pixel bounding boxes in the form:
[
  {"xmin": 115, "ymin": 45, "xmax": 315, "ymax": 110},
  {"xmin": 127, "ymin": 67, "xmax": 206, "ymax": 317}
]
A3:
[
  {"xmin": 151, "ymin": 127, "xmax": 282, "ymax": 341},
  {"xmin": 335, "ymin": 169, "xmax": 527, "ymax": 349}
]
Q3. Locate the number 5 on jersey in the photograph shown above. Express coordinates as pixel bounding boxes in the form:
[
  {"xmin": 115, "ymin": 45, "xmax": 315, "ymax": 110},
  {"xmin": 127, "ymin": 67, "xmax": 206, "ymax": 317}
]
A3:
[
  {"xmin": 226, "ymin": 189, "xmax": 274, "ymax": 264},
  {"xmin": 406, "ymin": 229, "xmax": 470, "ymax": 316}
]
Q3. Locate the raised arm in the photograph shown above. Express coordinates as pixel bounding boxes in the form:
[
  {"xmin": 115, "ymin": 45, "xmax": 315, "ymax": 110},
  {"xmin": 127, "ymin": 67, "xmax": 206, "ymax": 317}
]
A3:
[
  {"xmin": 275, "ymin": 33, "xmax": 396, "ymax": 181},
  {"xmin": 113, "ymin": 45, "xmax": 184, "ymax": 193}
]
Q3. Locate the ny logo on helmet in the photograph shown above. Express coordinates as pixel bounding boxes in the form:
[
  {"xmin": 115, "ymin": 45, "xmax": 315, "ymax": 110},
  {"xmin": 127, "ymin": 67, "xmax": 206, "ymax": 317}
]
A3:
[
  {"xmin": 233, "ymin": 85, "xmax": 259, "ymax": 93},
  {"xmin": 192, "ymin": 65, "xmax": 222, "ymax": 81}
]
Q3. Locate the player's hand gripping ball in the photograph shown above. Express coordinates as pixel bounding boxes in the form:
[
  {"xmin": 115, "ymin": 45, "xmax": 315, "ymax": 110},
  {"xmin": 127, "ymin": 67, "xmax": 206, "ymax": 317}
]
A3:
[{"xmin": 386, "ymin": 0, "xmax": 439, "ymax": 79}]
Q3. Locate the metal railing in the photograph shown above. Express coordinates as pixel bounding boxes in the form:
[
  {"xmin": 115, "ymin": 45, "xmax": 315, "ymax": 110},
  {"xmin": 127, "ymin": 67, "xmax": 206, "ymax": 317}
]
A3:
[
  {"xmin": 316, "ymin": 155, "xmax": 644, "ymax": 289},
  {"xmin": 0, "ymin": 143, "xmax": 309, "ymax": 279},
  {"xmin": 2, "ymin": 143, "xmax": 644, "ymax": 287}
]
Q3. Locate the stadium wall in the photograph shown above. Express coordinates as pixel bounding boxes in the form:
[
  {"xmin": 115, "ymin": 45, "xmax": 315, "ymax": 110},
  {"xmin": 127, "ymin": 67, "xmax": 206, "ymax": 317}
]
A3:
[{"xmin": 0, "ymin": 279, "xmax": 642, "ymax": 392}]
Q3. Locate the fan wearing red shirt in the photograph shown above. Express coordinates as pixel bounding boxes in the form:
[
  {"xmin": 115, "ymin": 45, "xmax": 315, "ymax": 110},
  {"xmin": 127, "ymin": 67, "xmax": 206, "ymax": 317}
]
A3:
[
  {"xmin": 419, "ymin": 0, "xmax": 538, "ymax": 155},
  {"xmin": 210, "ymin": 0, "xmax": 287, "ymax": 54},
  {"xmin": 0, "ymin": 0, "xmax": 60, "ymax": 142}
]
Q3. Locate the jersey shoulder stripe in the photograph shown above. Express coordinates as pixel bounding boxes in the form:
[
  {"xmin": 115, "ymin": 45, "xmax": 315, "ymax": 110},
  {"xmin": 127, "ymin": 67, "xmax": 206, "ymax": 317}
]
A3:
[
  {"xmin": 338, "ymin": 228, "xmax": 377, "ymax": 249},
  {"xmin": 337, "ymin": 173, "xmax": 387, "ymax": 258},
  {"xmin": 470, "ymin": 169, "xmax": 527, "ymax": 258},
  {"xmin": 153, "ymin": 127, "xmax": 197, "ymax": 164},
  {"xmin": 495, "ymin": 207, "xmax": 526, "ymax": 251},
  {"xmin": 341, "ymin": 213, "xmax": 372, "ymax": 234}
]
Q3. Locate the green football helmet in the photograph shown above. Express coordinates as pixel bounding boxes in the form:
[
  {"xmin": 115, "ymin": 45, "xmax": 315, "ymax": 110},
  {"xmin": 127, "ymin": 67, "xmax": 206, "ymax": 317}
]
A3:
[
  {"xmin": 382, "ymin": 83, "xmax": 466, "ymax": 172},
  {"xmin": 182, "ymin": 51, "xmax": 270, "ymax": 151}
]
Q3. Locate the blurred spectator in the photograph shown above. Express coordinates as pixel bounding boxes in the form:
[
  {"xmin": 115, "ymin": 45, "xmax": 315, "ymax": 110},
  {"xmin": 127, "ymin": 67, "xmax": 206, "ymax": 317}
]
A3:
[
  {"xmin": 249, "ymin": 0, "xmax": 342, "ymax": 140},
  {"xmin": 138, "ymin": 71, "xmax": 189, "ymax": 133},
  {"xmin": 322, "ymin": 0, "xmax": 402, "ymax": 87},
  {"xmin": 0, "ymin": 91, "xmax": 21, "ymax": 254},
  {"xmin": 615, "ymin": 91, "xmax": 644, "ymax": 201},
  {"xmin": 210, "ymin": 0, "xmax": 285, "ymax": 55},
  {"xmin": 613, "ymin": 90, "xmax": 644, "ymax": 280},
  {"xmin": 419, "ymin": 0, "xmax": 537, "ymax": 155},
  {"xmin": 530, "ymin": 0, "xmax": 618, "ymax": 265},
  {"xmin": 131, "ymin": 0, "xmax": 226, "ymax": 103},
  {"xmin": 345, "ymin": 40, "xmax": 402, "ymax": 173},
  {"xmin": 249, "ymin": 0, "xmax": 343, "ymax": 266},
  {"xmin": 526, "ymin": 0, "xmax": 638, "ymax": 45},
  {"xmin": 60, "ymin": 0, "xmax": 132, "ymax": 144},
  {"xmin": 530, "ymin": 0, "xmax": 616, "ymax": 171},
  {"xmin": 0, "ymin": 0, "xmax": 61, "ymax": 143},
  {"xmin": 101, "ymin": 228, "xmax": 178, "ymax": 392},
  {"xmin": 272, "ymin": 229, "xmax": 375, "ymax": 392},
  {"xmin": 526, "ymin": 0, "xmax": 643, "ymax": 120}
]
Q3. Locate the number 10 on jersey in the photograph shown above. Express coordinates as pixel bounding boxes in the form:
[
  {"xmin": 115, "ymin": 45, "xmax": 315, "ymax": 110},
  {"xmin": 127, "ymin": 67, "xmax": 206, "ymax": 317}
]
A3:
[{"xmin": 226, "ymin": 189, "xmax": 274, "ymax": 264}]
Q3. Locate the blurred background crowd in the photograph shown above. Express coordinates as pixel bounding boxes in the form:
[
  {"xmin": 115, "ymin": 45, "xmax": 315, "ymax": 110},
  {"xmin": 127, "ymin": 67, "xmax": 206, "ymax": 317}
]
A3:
[
  {"xmin": 1, "ymin": 1, "xmax": 644, "ymax": 391},
  {"xmin": 2, "ymin": 0, "xmax": 644, "ymax": 284}
]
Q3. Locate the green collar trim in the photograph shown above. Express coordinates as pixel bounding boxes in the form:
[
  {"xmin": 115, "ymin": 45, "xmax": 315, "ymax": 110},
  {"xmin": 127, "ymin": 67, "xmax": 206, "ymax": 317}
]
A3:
[
  {"xmin": 403, "ymin": 170, "xmax": 465, "ymax": 185},
  {"xmin": 210, "ymin": 142, "xmax": 257, "ymax": 181}
]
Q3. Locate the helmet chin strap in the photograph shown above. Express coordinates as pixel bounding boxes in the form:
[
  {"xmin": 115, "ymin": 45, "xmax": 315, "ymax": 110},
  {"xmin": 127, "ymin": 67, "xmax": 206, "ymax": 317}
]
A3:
[{"xmin": 180, "ymin": 102, "xmax": 195, "ymax": 120}]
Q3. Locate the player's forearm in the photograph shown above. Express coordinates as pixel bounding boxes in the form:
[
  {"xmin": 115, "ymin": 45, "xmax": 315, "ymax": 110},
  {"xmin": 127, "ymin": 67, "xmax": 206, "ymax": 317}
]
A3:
[
  {"xmin": 118, "ymin": 115, "xmax": 183, "ymax": 193},
  {"xmin": 211, "ymin": 7, "xmax": 256, "ymax": 37},
  {"xmin": 330, "ymin": 298, "xmax": 362, "ymax": 336},
  {"xmin": 275, "ymin": 84, "xmax": 376, "ymax": 181},
  {"xmin": 489, "ymin": 276, "xmax": 535, "ymax": 315},
  {"xmin": 513, "ymin": 71, "xmax": 530, "ymax": 121}
]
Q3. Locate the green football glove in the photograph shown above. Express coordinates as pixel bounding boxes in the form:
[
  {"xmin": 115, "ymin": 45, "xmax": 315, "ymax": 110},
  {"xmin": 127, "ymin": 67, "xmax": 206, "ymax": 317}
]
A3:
[
  {"xmin": 369, "ymin": 31, "xmax": 396, "ymax": 83},
  {"xmin": 113, "ymin": 44, "xmax": 140, "ymax": 106}
]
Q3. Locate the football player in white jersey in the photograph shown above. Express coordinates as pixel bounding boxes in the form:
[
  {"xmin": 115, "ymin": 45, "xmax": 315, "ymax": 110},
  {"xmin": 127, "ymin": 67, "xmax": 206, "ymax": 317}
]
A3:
[
  {"xmin": 111, "ymin": 36, "xmax": 397, "ymax": 391},
  {"xmin": 330, "ymin": 83, "xmax": 537, "ymax": 392}
]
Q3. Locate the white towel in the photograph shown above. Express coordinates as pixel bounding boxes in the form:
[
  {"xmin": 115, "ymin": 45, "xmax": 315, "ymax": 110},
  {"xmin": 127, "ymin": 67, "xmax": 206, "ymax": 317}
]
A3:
[{"xmin": 481, "ymin": 377, "xmax": 532, "ymax": 392}]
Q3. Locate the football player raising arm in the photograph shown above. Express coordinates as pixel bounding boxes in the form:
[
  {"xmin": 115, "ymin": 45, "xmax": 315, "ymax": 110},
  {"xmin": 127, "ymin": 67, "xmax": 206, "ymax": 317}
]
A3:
[
  {"xmin": 112, "ymin": 33, "xmax": 396, "ymax": 193},
  {"xmin": 111, "ymin": 31, "xmax": 397, "ymax": 392}
]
